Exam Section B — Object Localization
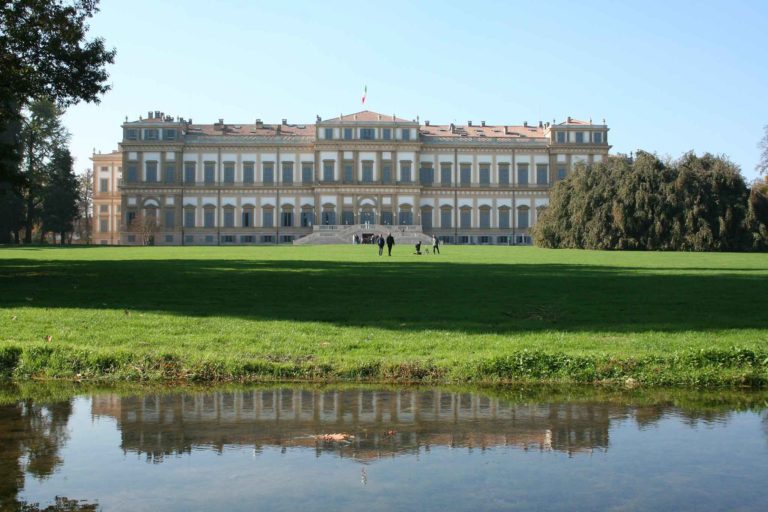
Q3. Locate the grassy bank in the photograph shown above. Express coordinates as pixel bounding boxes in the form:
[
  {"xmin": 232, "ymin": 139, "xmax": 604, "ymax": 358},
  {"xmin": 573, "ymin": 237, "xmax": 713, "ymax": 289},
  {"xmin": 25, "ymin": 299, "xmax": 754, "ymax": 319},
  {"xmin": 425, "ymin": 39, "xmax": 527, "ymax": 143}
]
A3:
[{"xmin": 1, "ymin": 245, "xmax": 767, "ymax": 386}]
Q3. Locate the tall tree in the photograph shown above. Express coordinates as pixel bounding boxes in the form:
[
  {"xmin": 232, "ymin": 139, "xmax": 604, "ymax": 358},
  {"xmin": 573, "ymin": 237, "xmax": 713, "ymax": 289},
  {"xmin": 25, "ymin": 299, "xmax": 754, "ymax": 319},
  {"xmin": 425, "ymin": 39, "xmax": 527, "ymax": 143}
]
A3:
[
  {"xmin": 19, "ymin": 98, "xmax": 69, "ymax": 243},
  {"xmin": 75, "ymin": 167, "xmax": 93, "ymax": 244},
  {"xmin": 758, "ymin": 125, "xmax": 768, "ymax": 176},
  {"xmin": 41, "ymin": 147, "xmax": 79, "ymax": 244},
  {"xmin": 0, "ymin": 0, "xmax": 115, "ymax": 243}
]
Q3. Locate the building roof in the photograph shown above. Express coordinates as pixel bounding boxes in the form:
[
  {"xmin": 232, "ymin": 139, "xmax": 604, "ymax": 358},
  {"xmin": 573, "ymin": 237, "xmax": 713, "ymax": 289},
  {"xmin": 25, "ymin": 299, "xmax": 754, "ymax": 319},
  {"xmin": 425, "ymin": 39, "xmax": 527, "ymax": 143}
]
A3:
[
  {"xmin": 321, "ymin": 110, "xmax": 413, "ymax": 123},
  {"xmin": 186, "ymin": 122, "xmax": 316, "ymax": 137},
  {"xmin": 420, "ymin": 123, "xmax": 546, "ymax": 139}
]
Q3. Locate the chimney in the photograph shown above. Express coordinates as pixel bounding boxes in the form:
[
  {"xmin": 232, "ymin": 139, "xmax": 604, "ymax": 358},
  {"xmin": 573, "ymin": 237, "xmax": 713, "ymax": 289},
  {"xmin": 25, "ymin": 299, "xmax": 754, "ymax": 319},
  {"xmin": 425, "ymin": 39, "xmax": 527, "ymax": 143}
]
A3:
[
  {"xmin": 316, "ymin": 115, "xmax": 321, "ymax": 122},
  {"xmin": 154, "ymin": 111, "xmax": 161, "ymax": 119},
  {"xmin": 449, "ymin": 123, "xmax": 455, "ymax": 133},
  {"xmin": 255, "ymin": 119, "xmax": 263, "ymax": 128},
  {"xmin": 147, "ymin": 111, "xmax": 152, "ymax": 119},
  {"xmin": 276, "ymin": 125, "xmax": 281, "ymax": 134},
  {"xmin": 567, "ymin": 116, "xmax": 572, "ymax": 123},
  {"xmin": 504, "ymin": 126, "xmax": 509, "ymax": 135},
  {"xmin": 218, "ymin": 118, "xmax": 224, "ymax": 125},
  {"xmin": 523, "ymin": 121, "xmax": 528, "ymax": 127},
  {"xmin": 538, "ymin": 121, "xmax": 543, "ymax": 128},
  {"xmin": 481, "ymin": 121, "xmax": 486, "ymax": 127},
  {"xmin": 377, "ymin": 114, "xmax": 381, "ymax": 121},
  {"xmin": 468, "ymin": 120, "xmax": 473, "ymax": 127},
  {"xmin": 425, "ymin": 120, "xmax": 430, "ymax": 126},
  {"xmin": 282, "ymin": 118, "xmax": 287, "ymax": 125}
]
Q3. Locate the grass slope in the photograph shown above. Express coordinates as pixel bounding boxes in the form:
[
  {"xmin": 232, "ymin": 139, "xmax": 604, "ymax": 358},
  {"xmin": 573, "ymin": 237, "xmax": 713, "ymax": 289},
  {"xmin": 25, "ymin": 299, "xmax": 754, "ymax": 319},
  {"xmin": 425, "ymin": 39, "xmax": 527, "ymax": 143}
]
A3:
[{"xmin": 1, "ymin": 245, "xmax": 767, "ymax": 386}]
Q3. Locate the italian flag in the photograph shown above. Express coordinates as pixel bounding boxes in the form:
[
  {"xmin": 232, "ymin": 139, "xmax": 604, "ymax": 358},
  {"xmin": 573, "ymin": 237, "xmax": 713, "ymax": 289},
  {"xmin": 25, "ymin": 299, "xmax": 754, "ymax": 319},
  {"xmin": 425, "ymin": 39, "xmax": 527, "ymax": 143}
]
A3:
[{"xmin": 361, "ymin": 85, "xmax": 367, "ymax": 105}]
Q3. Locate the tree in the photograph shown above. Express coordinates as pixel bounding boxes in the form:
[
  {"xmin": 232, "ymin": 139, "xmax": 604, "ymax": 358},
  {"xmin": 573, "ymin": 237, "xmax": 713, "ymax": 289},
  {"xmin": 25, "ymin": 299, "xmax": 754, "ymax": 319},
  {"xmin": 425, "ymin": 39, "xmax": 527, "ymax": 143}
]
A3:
[
  {"xmin": 0, "ymin": 0, "xmax": 115, "ymax": 242},
  {"xmin": 74, "ymin": 168, "xmax": 93, "ymax": 244},
  {"xmin": 758, "ymin": 125, "xmax": 768, "ymax": 176},
  {"xmin": 19, "ymin": 98, "xmax": 69, "ymax": 243},
  {"xmin": 129, "ymin": 214, "xmax": 159, "ymax": 246},
  {"xmin": 41, "ymin": 147, "xmax": 79, "ymax": 244}
]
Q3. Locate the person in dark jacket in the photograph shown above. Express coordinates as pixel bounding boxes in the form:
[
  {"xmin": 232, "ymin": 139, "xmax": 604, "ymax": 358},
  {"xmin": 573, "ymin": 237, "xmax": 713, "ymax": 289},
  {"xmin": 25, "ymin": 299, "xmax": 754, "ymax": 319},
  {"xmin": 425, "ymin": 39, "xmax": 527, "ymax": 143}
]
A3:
[
  {"xmin": 386, "ymin": 232, "xmax": 395, "ymax": 256},
  {"xmin": 377, "ymin": 234, "xmax": 385, "ymax": 256},
  {"xmin": 431, "ymin": 234, "xmax": 440, "ymax": 254}
]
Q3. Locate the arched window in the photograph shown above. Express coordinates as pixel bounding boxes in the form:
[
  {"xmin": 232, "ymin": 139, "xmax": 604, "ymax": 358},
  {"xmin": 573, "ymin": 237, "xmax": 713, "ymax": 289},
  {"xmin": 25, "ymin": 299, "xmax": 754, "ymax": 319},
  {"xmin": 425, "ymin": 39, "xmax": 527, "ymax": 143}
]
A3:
[
  {"xmin": 301, "ymin": 206, "xmax": 314, "ymax": 227},
  {"xmin": 398, "ymin": 205, "xmax": 413, "ymax": 225},
  {"xmin": 281, "ymin": 205, "xmax": 294, "ymax": 227},
  {"xmin": 321, "ymin": 205, "xmax": 336, "ymax": 225}
]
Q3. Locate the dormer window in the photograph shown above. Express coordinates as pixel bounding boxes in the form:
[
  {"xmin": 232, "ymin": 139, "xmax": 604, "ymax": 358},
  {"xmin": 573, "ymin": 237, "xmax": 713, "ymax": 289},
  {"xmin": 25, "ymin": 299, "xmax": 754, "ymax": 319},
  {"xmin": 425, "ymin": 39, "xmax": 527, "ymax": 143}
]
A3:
[
  {"xmin": 556, "ymin": 131, "xmax": 565, "ymax": 143},
  {"xmin": 343, "ymin": 128, "xmax": 353, "ymax": 140},
  {"xmin": 401, "ymin": 129, "xmax": 411, "ymax": 141},
  {"xmin": 125, "ymin": 129, "xmax": 138, "ymax": 140},
  {"xmin": 382, "ymin": 128, "xmax": 391, "ymax": 140},
  {"xmin": 575, "ymin": 132, "xmax": 585, "ymax": 144},
  {"xmin": 144, "ymin": 128, "xmax": 159, "ymax": 140},
  {"xmin": 593, "ymin": 132, "xmax": 603, "ymax": 144},
  {"xmin": 163, "ymin": 129, "xmax": 177, "ymax": 141},
  {"xmin": 360, "ymin": 128, "xmax": 375, "ymax": 140},
  {"xmin": 324, "ymin": 128, "xmax": 333, "ymax": 139}
]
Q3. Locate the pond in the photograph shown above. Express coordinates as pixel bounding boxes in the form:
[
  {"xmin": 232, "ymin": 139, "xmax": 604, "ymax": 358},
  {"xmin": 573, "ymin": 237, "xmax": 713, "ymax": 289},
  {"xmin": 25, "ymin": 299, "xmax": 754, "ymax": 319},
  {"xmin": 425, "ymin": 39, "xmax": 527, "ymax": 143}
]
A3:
[{"xmin": 1, "ymin": 384, "xmax": 767, "ymax": 511}]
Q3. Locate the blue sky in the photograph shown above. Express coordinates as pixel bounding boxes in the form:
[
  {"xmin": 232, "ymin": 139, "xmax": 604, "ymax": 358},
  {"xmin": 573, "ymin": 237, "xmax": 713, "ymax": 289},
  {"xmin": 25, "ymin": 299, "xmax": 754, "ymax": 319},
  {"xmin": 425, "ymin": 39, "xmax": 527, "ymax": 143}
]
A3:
[{"xmin": 64, "ymin": 0, "xmax": 768, "ymax": 181}]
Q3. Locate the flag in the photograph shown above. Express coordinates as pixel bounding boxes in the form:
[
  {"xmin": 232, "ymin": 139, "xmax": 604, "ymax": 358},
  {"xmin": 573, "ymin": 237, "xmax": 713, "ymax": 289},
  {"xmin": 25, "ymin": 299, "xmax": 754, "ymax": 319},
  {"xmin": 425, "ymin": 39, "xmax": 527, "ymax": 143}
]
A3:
[{"xmin": 361, "ymin": 85, "xmax": 367, "ymax": 105}]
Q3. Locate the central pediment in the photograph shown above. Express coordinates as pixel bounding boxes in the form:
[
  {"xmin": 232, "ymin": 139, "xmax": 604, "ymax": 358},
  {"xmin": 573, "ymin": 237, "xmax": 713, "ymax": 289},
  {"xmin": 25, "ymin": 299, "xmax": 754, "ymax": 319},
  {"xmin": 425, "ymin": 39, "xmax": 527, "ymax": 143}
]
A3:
[{"xmin": 320, "ymin": 111, "xmax": 415, "ymax": 124}]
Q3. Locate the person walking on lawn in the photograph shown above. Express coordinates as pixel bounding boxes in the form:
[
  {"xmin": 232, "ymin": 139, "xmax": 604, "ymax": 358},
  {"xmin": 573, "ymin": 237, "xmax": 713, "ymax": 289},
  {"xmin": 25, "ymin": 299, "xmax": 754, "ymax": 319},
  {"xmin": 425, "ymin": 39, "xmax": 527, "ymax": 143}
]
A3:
[
  {"xmin": 432, "ymin": 234, "xmax": 440, "ymax": 254},
  {"xmin": 386, "ymin": 232, "xmax": 395, "ymax": 256},
  {"xmin": 377, "ymin": 233, "xmax": 385, "ymax": 256}
]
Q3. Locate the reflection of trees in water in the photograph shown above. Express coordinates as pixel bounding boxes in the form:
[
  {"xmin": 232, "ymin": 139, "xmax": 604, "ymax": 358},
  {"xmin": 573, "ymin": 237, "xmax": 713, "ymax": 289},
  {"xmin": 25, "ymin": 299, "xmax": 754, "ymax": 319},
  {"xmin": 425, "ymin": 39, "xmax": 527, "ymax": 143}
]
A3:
[
  {"xmin": 0, "ymin": 399, "xmax": 78, "ymax": 510},
  {"xmin": 16, "ymin": 496, "xmax": 98, "ymax": 511}
]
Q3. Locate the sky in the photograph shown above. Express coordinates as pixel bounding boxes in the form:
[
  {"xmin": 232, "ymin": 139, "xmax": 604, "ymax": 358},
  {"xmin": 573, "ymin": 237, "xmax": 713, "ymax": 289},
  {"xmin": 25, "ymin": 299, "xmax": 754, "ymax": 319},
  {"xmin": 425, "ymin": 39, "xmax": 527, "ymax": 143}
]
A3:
[{"xmin": 63, "ymin": 0, "xmax": 768, "ymax": 181}]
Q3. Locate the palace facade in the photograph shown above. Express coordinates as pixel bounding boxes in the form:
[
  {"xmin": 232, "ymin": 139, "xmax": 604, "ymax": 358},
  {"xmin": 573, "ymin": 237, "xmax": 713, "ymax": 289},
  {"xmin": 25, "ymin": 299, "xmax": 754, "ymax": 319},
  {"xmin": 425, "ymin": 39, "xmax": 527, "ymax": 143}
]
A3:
[
  {"xmin": 117, "ymin": 110, "xmax": 610, "ymax": 245},
  {"xmin": 91, "ymin": 149, "xmax": 122, "ymax": 245}
]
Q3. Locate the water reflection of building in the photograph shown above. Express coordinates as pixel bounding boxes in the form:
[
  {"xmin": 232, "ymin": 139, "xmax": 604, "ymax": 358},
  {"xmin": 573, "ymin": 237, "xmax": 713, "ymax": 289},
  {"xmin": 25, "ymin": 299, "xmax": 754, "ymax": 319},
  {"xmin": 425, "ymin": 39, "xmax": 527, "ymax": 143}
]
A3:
[{"xmin": 92, "ymin": 389, "xmax": 614, "ymax": 462}]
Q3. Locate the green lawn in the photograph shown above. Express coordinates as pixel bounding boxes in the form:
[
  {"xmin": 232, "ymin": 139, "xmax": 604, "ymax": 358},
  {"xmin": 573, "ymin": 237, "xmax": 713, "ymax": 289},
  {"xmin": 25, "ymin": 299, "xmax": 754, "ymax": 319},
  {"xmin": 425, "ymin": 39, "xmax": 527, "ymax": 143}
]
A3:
[{"xmin": 1, "ymin": 245, "xmax": 767, "ymax": 386}]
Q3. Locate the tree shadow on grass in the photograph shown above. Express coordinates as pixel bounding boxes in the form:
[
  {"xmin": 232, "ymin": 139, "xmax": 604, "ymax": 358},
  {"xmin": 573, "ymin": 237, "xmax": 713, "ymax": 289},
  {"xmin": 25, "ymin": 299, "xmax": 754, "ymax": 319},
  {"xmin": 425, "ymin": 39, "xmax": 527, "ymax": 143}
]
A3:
[{"xmin": 1, "ymin": 258, "xmax": 767, "ymax": 334}]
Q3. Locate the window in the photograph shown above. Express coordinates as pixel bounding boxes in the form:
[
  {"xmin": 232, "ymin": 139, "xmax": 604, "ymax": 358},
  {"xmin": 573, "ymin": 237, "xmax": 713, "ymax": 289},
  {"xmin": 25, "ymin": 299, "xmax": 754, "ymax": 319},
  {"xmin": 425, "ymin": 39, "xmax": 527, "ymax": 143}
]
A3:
[
  {"xmin": 498, "ymin": 164, "xmax": 510, "ymax": 186},
  {"xmin": 381, "ymin": 211, "xmax": 393, "ymax": 225},
  {"xmin": 203, "ymin": 208, "xmax": 215, "ymax": 228},
  {"xmin": 281, "ymin": 209, "xmax": 293, "ymax": 227},
  {"xmin": 441, "ymin": 163, "xmax": 452, "ymax": 186},
  {"xmin": 163, "ymin": 129, "xmax": 177, "ymax": 140},
  {"xmin": 125, "ymin": 129, "xmax": 138, "ymax": 140},
  {"xmin": 224, "ymin": 163, "xmax": 235, "ymax": 184},
  {"xmin": 324, "ymin": 128, "xmax": 333, "ymax": 139},
  {"xmin": 556, "ymin": 131, "xmax": 565, "ymax": 143},
  {"xmin": 419, "ymin": 163, "xmax": 433, "ymax": 185},
  {"xmin": 185, "ymin": 235, "xmax": 193, "ymax": 244},
  {"xmin": 302, "ymin": 163, "xmax": 313, "ymax": 184},
  {"xmin": 479, "ymin": 164, "xmax": 490, "ymax": 185},
  {"xmin": 498, "ymin": 208, "xmax": 510, "ymax": 229},
  {"xmin": 460, "ymin": 208, "xmax": 471, "ymax": 228},
  {"xmin": 517, "ymin": 207, "xmax": 529, "ymax": 228},
  {"xmin": 458, "ymin": 236, "xmax": 469, "ymax": 244},
  {"xmin": 223, "ymin": 208, "xmax": 234, "ymax": 228},
  {"xmin": 575, "ymin": 132, "xmax": 585, "ymax": 143},
  {"xmin": 164, "ymin": 164, "xmax": 175, "ymax": 184},
  {"xmin": 99, "ymin": 204, "xmax": 109, "ymax": 213},
  {"xmin": 100, "ymin": 178, "xmax": 109, "ymax": 192},
  {"xmin": 322, "ymin": 161, "xmax": 334, "ymax": 182},
  {"xmin": 243, "ymin": 163, "xmax": 255, "ymax": 184},
  {"xmin": 594, "ymin": 132, "xmax": 603, "ymax": 144},
  {"xmin": 557, "ymin": 167, "xmax": 567, "ymax": 181},
  {"xmin": 343, "ymin": 162, "xmax": 353, "ymax": 183},
  {"xmin": 241, "ymin": 235, "xmax": 254, "ymax": 243},
  {"xmin": 398, "ymin": 209, "xmax": 413, "ymax": 225},
  {"xmin": 126, "ymin": 211, "xmax": 136, "ymax": 226},
  {"xmin": 382, "ymin": 163, "xmax": 392, "ymax": 183},
  {"xmin": 440, "ymin": 207, "xmax": 452, "ymax": 228},
  {"xmin": 400, "ymin": 162, "xmax": 412, "ymax": 183},
  {"xmin": 382, "ymin": 128, "xmax": 391, "ymax": 140},
  {"xmin": 421, "ymin": 207, "xmax": 432, "ymax": 230},
  {"xmin": 301, "ymin": 208, "xmax": 313, "ymax": 227},
  {"xmin": 460, "ymin": 164, "xmax": 471, "ymax": 185},
  {"xmin": 322, "ymin": 209, "xmax": 336, "ymax": 225},
  {"xmin": 401, "ymin": 129, "xmax": 411, "ymax": 141},
  {"xmin": 127, "ymin": 235, "xmax": 136, "ymax": 243},
  {"xmin": 184, "ymin": 208, "xmax": 195, "ymax": 227},
  {"xmin": 537, "ymin": 164, "xmax": 549, "ymax": 185},
  {"xmin": 205, "ymin": 235, "xmax": 214, "ymax": 243},
  {"xmin": 262, "ymin": 208, "xmax": 274, "ymax": 227},
  {"xmin": 242, "ymin": 208, "xmax": 253, "ymax": 227},
  {"xmin": 184, "ymin": 162, "xmax": 196, "ymax": 183},
  {"xmin": 281, "ymin": 162, "xmax": 293, "ymax": 184},
  {"xmin": 263, "ymin": 163, "xmax": 274, "ymax": 184},
  {"xmin": 343, "ymin": 128, "xmax": 353, "ymax": 140},
  {"xmin": 280, "ymin": 235, "xmax": 293, "ymax": 244},
  {"xmin": 360, "ymin": 128, "xmax": 375, "ymax": 140},
  {"xmin": 479, "ymin": 207, "xmax": 490, "ymax": 228},
  {"xmin": 497, "ymin": 236, "xmax": 508, "ymax": 244},
  {"xmin": 262, "ymin": 235, "xmax": 274, "ymax": 243},
  {"xmin": 100, "ymin": 166, "xmax": 108, "ymax": 172},
  {"xmin": 342, "ymin": 210, "xmax": 354, "ymax": 225},
  {"xmin": 204, "ymin": 162, "xmax": 215, "ymax": 184},
  {"xmin": 126, "ymin": 164, "xmax": 138, "ymax": 183},
  {"xmin": 362, "ymin": 162, "xmax": 373, "ymax": 183},
  {"xmin": 145, "ymin": 162, "xmax": 158, "ymax": 182},
  {"xmin": 99, "ymin": 219, "xmax": 108, "ymax": 232},
  {"xmin": 165, "ymin": 235, "xmax": 173, "ymax": 243},
  {"xmin": 144, "ymin": 129, "xmax": 159, "ymax": 140},
  {"xmin": 164, "ymin": 209, "xmax": 174, "ymax": 228},
  {"xmin": 517, "ymin": 163, "xmax": 529, "ymax": 185}
]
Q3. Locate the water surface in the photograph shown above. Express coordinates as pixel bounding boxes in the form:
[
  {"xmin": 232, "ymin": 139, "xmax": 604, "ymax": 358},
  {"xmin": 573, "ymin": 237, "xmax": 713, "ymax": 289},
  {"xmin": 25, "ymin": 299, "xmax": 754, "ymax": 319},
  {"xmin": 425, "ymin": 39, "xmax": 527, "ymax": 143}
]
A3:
[{"xmin": 2, "ymin": 385, "xmax": 767, "ymax": 511}]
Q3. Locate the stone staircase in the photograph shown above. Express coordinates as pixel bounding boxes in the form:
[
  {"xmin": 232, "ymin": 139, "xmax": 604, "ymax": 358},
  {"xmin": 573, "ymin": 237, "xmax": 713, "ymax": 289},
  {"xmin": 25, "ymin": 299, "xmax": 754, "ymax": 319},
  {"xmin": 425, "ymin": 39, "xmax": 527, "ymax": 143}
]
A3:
[{"xmin": 293, "ymin": 224, "xmax": 432, "ymax": 246}]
